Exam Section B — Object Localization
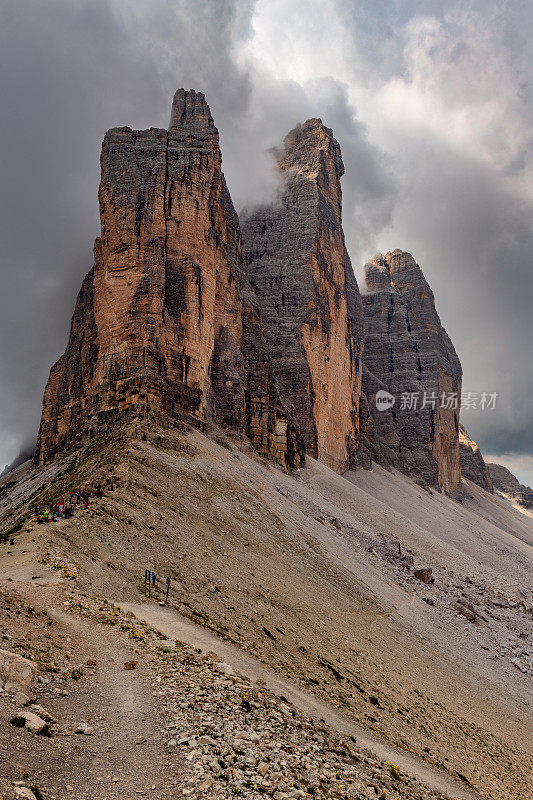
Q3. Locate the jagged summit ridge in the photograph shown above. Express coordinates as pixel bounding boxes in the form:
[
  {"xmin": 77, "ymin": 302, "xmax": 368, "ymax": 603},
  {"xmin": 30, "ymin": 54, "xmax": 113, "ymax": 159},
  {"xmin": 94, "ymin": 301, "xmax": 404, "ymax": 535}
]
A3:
[
  {"xmin": 360, "ymin": 249, "xmax": 463, "ymax": 494},
  {"xmin": 35, "ymin": 87, "xmax": 488, "ymax": 498},
  {"xmin": 169, "ymin": 88, "xmax": 213, "ymax": 129},
  {"xmin": 279, "ymin": 117, "xmax": 345, "ymax": 178},
  {"xmin": 242, "ymin": 118, "xmax": 364, "ymax": 472}
]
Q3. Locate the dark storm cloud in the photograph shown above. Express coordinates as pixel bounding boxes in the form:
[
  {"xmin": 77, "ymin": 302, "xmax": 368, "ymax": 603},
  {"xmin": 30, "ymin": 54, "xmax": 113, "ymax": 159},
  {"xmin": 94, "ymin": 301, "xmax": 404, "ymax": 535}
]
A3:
[
  {"xmin": 343, "ymin": 0, "xmax": 533, "ymax": 478},
  {"xmin": 0, "ymin": 0, "xmax": 393, "ymax": 468},
  {"xmin": 0, "ymin": 0, "xmax": 250, "ymax": 465},
  {"xmin": 0, "ymin": 0, "xmax": 531, "ymax": 486}
]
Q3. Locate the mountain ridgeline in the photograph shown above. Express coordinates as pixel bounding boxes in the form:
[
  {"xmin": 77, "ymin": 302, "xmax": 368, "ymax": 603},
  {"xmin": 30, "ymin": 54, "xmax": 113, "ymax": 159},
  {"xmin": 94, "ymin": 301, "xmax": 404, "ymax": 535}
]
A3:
[{"xmin": 35, "ymin": 89, "xmax": 492, "ymax": 495}]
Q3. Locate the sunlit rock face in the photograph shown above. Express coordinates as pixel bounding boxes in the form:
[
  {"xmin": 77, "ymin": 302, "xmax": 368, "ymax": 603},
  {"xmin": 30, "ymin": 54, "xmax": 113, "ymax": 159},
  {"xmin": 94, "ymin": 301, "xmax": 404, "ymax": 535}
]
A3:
[
  {"xmin": 361, "ymin": 250, "xmax": 462, "ymax": 495},
  {"xmin": 241, "ymin": 119, "xmax": 365, "ymax": 473},
  {"xmin": 36, "ymin": 90, "xmax": 303, "ymax": 470},
  {"xmin": 459, "ymin": 425, "xmax": 493, "ymax": 492}
]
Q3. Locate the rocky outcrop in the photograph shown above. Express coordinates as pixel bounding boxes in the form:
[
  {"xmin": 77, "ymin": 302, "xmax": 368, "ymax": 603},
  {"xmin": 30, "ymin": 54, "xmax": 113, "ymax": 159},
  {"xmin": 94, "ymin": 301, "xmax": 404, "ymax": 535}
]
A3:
[
  {"xmin": 0, "ymin": 649, "xmax": 36, "ymax": 694},
  {"xmin": 35, "ymin": 90, "xmax": 472, "ymax": 492},
  {"xmin": 36, "ymin": 90, "xmax": 303, "ymax": 471},
  {"xmin": 361, "ymin": 250, "xmax": 462, "ymax": 495},
  {"xmin": 459, "ymin": 425, "xmax": 493, "ymax": 492},
  {"xmin": 487, "ymin": 463, "xmax": 533, "ymax": 509},
  {"xmin": 242, "ymin": 120, "xmax": 364, "ymax": 472}
]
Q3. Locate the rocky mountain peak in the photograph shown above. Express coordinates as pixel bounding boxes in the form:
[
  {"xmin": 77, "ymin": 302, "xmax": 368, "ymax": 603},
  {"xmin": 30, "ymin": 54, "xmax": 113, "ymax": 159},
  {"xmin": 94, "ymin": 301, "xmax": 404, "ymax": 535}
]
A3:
[
  {"xmin": 242, "ymin": 118, "xmax": 364, "ymax": 472},
  {"xmin": 360, "ymin": 250, "xmax": 463, "ymax": 494},
  {"xmin": 36, "ymin": 89, "xmax": 303, "ymax": 470},
  {"xmin": 280, "ymin": 118, "xmax": 345, "ymax": 181},
  {"xmin": 169, "ymin": 88, "xmax": 214, "ymax": 130}
]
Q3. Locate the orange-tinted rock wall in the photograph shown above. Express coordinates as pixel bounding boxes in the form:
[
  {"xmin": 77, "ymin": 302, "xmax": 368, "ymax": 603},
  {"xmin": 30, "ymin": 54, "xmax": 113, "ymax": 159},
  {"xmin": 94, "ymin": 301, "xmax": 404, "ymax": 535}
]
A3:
[
  {"xmin": 242, "ymin": 120, "xmax": 364, "ymax": 472},
  {"xmin": 36, "ymin": 91, "xmax": 303, "ymax": 470}
]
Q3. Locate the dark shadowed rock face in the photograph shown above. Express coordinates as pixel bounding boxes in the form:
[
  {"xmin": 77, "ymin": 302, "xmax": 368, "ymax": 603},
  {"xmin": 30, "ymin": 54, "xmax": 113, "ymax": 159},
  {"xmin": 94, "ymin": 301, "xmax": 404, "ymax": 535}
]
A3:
[
  {"xmin": 487, "ymin": 463, "xmax": 533, "ymax": 509},
  {"xmin": 361, "ymin": 250, "xmax": 462, "ymax": 495},
  {"xmin": 241, "ymin": 120, "xmax": 364, "ymax": 472},
  {"xmin": 36, "ymin": 90, "xmax": 303, "ymax": 470},
  {"xmin": 358, "ymin": 365, "xmax": 400, "ymax": 471},
  {"xmin": 459, "ymin": 425, "xmax": 493, "ymax": 492}
]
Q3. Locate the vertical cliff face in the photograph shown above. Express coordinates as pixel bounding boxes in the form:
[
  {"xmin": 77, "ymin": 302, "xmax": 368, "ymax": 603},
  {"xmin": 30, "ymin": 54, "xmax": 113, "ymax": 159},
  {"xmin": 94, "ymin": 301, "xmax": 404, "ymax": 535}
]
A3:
[
  {"xmin": 459, "ymin": 425, "xmax": 493, "ymax": 492},
  {"xmin": 241, "ymin": 120, "xmax": 364, "ymax": 472},
  {"xmin": 36, "ymin": 269, "xmax": 99, "ymax": 463},
  {"xmin": 36, "ymin": 89, "xmax": 470, "ymax": 492},
  {"xmin": 36, "ymin": 90, "xmax": 303, "ymax": 470},
  {"xmin": 361, "ymin": 250, "xmax": 462, "ymax": 494},
  {"xmin": 92, "ymin": 90, "xmax": 244, "ymax": 425}
]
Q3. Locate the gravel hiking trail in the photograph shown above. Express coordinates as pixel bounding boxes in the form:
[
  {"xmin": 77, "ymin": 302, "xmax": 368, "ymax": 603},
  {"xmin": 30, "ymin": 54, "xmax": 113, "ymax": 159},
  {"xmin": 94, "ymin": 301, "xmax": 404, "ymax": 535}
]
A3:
[
  {"xmin": 122, "ymin": 600, "xmax": 482, "ymax": 800},
  {"xmin": 0, "ymin": 584, "xmax": 182, "ymax": 800}
]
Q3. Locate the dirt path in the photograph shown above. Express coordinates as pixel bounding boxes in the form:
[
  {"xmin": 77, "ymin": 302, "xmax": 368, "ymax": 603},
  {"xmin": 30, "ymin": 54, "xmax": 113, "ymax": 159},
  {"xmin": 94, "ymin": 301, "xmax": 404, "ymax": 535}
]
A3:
[
  {"xmin": 0, "ymin": 590, "xmax": 182, "ymax": 800},
  {"xmin": 49, "ymin": 609, "xmax": 181, "ymax": 799},
  {"xmin": 122, "ymin": 600, "xmax": 482, "ymax": 800}
]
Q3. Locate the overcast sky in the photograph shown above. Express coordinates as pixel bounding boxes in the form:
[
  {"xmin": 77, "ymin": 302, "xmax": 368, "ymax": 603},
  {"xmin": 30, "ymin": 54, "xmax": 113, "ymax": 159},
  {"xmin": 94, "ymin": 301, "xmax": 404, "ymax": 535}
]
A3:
[{"xmin": 1, "ymin": 0, "xmax": 532, "ymax": 486}]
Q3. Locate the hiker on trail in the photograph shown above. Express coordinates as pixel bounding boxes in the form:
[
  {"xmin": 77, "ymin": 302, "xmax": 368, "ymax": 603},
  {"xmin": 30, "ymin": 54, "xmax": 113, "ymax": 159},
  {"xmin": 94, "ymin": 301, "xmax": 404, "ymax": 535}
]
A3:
[{"xmin": 152, "ymin": 571, "xmax": 156, "ymax": 587}]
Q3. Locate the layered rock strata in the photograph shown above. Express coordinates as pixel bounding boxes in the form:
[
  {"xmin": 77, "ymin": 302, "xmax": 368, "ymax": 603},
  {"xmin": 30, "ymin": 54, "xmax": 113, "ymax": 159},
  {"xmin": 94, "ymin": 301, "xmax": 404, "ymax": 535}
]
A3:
[
  {"xmin": 361, "ymin": 250, "xmax": 462, "ymax": 494},
  {"xmin": 487, "ymin": 463, "xmax": 533, "ymax": 509},
  {"xmin": 36, "ymin": 89, "xmax": 472, "ymax": 495},
  {"xmin": 458, "ymin": 425, "xmax": 493, "ymax": 492},
  {"xmin": 242, "ymin": 120, "xmax": 364, "ymax": 472},
  {"xmin": 36, "ymin": 90, "xmax": 303, "ymax": 470}
]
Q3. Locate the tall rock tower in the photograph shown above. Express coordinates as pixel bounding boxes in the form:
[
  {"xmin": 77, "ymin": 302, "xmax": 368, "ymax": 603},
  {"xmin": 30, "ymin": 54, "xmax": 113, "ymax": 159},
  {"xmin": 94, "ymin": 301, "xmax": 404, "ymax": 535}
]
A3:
[
  {"xmin": 36, "ymin": 90, "xmax": 303, "ymax": 469},
  {"xmin": 242, "ymin": 120, "xmax": 364, "ymax": 472},
  {"xmin": 361, "ymin": 250, "xmax": 462, "ymax": 494}
]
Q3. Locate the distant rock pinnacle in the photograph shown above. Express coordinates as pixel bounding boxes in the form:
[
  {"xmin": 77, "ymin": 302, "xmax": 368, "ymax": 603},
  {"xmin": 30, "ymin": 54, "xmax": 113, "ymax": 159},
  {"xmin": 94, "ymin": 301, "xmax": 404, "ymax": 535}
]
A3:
[
  {"xmin": 360, "ymin": 250, "xmax": 463, "ymax": 495},
  {"xmin": 35, "ymin": 89, "xmax": 481, "ymax": 497}
]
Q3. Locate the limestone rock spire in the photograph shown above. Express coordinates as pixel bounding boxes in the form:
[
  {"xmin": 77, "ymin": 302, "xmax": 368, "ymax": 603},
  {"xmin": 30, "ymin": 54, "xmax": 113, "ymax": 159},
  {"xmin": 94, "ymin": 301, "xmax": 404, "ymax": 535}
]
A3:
[{"xmin": 241, "ymin": 118, "xmax": 365, "ymax": 472}]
